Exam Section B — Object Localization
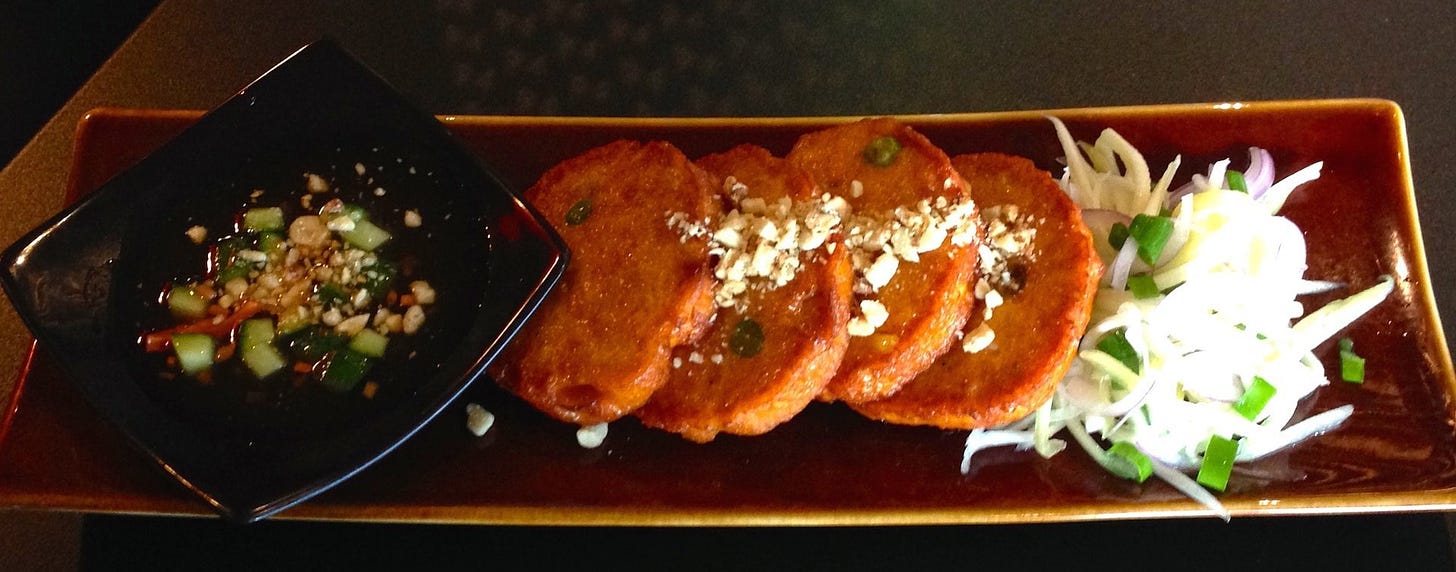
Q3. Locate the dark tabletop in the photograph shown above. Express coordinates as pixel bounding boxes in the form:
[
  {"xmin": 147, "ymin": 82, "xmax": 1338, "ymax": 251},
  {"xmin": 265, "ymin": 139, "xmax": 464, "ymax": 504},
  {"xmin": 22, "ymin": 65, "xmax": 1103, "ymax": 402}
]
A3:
[{"xmin": 2, "ymin": 0, "xmax": 1455, "ymax": 569}]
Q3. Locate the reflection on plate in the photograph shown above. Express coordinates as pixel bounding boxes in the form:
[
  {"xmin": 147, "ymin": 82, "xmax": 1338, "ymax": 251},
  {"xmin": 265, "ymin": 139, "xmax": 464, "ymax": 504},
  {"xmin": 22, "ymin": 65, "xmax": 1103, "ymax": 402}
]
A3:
[
  {"xmin": 2, "ymin": 100, "xmax": 1453, "ymax": 524},
  {"xmin": 0, "ymin": 40, "xmax": 567, "ymax": 522}
]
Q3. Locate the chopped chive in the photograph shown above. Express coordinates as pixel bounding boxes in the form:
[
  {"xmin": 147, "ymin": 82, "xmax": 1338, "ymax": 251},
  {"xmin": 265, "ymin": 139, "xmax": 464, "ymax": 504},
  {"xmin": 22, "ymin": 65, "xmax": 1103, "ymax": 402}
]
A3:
[
  {"xmin": 1227, "ymin": 170, "xmax": 1249, "ymax": 193},
  {"xmin": 1127, "ymin": 274, "xmax": 1160, "ymax": 299},
  {"xmin": 1128, "ymin": 214, "xmax": 1174, "ymax": 265},
  {"xmin": 1106, "ymin": 441, "xmax": 1153, "ymax": 483},
  {"xmin": 729, "ymin": 318, "xmax": 765, "ymax": 358},
  {"xmin": 1196, "ymin": 434, "xmax": 1239, "ymax": 492},
  {"xmin": 565, "ymin": 198, "xmax": 593, "ymax": 226},
  {"xmin": 1339, "ymin": 337, "xmax": 1366, "ymax": 383},
  {"xmin": 1096, "ymin": 329, "xmax": 1141, "ymax": 374},
  {"xmin": 862, "ymin": 136, "xmax": 902, "ymax": 167},
  {"xmin": 1108, "ymin": 222, "xmax": 1129, "ymax": 250},
  {"xmin": 1233, "ymin": 376, "xmax": 1278, "ymax": 420}
]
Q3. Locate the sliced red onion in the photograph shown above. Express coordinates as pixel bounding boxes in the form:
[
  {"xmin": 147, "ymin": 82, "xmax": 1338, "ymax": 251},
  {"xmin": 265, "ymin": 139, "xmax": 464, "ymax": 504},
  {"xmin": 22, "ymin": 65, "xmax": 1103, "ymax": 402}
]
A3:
[
  {"xmin": 1245, "ymin": 147, "xmax": 1275, "ymax": 198},
  {"xmin": 1165, "ymin": 179, "xmax": 1199, "ymax": 209},
  {"xmin": 1260, "ymin": 161, "xmax": 1324, "ymax": 213},
  {"xmin": 1080, "ymin": 209, "xmax": 1133, "ymax": 240},
  {"xmin": 1109, "ymin": 237, "xmax": 1139, "ymax": 290}
]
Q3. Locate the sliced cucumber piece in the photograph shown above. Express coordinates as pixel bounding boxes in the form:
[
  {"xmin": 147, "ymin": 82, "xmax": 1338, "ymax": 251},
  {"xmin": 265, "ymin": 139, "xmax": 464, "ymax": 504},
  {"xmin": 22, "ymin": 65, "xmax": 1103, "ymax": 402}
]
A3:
[
  {"xmin": 239, "ymin": 318, "xmax": 276, "ymax": 349},
  {"xmin": 241, "ymin": 343, "xmax": 288, "ymax": 378},
  {"xmin": 348, "ymin": 329, "xmax": 389, "ymax": 358},
  {"xmin": 167, "ymin": 286, "xmax": 209, "ymax": 320},
  {"xmin": 171, "ymin": 333, "xmax": 216, "ymax": 375},
  {"xmin": 243, "ymin": 207, "xmax": 285, "ymax": 232},
  {"xmin": 321, "ymin": 349, "xmax": 372, "ymax": 393},
  {"xmin": 339, "ymin": 220, "xmax": 391, "ymax": 251}
]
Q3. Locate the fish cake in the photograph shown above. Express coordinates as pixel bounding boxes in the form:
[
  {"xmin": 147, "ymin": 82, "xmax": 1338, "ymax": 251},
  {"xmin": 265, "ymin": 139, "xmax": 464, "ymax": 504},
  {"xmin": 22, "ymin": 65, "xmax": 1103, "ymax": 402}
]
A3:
[
  {"xmin": 491, "ymin": 140, "xmax": 719, "ymax": 425},
  {"xmin": 636, "ymin": 145, "xmax": 854, "ymax": 442},
  {"xmin": 852, "ymin": 153, "xmax": 1102, "ymax": 428},
  {"xmin": 787, "ymin": 118, "xmax": 980, "ymax": 403}
]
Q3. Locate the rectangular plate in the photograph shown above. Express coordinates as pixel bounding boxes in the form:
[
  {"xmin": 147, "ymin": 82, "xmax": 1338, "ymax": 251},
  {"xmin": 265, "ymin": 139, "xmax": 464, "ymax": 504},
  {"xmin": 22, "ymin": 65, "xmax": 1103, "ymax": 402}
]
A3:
[{"xmin": 3, "ymin": 100, "xmax": 1454, "ymax": 524}]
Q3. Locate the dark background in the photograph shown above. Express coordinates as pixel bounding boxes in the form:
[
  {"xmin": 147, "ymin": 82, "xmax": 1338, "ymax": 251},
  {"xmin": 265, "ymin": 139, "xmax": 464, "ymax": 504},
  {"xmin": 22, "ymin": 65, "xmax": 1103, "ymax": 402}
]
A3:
[{"xmin": 2, "ymin": 1, "xmax": 1455, "ymax": 570}]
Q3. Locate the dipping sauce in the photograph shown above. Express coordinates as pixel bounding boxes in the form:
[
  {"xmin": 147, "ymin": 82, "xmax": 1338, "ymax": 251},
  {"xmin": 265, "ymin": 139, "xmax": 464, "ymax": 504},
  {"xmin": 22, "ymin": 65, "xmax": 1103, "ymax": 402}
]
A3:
[{"xmin": 141, "ymin": 173, "xmax": 434, "ymax": 402}]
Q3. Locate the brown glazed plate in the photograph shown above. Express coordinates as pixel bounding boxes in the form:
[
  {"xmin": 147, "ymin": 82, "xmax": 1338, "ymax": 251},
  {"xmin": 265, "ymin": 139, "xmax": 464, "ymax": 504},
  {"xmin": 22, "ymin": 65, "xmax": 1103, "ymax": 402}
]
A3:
[{"xmin": 2, "ymin": 100, "xmax": 1453, "ymax": 524}]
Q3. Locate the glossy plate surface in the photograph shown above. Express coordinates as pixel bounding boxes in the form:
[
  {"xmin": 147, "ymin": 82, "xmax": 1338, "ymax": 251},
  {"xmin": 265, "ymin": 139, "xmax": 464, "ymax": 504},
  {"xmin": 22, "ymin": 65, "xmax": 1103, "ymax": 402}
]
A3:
[
  {"xmin": 2, "ymin": 100, "xmax": 1452, "ymax": 524},
  {"xmin": 0, "ymin": 41, "xmax": 567, "ymax": 522}
]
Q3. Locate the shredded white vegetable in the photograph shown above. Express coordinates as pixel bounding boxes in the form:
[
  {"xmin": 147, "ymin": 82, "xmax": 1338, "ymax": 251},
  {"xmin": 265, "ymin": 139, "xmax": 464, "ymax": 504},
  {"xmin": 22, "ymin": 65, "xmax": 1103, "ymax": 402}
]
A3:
[{"xmin": 961, "ymin": 119, "xmax": 1393, "ymax": 519}]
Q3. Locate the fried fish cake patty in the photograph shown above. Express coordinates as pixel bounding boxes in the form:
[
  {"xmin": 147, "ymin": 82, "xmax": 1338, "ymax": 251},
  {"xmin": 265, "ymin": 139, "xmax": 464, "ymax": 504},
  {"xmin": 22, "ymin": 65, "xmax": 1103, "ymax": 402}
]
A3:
[
  {"xmin": 636, "ymin": 145, "xmax": 854, "ymax": 442},
  {"xmin": 787, "ymin": 118, "xmax": 979, "ymax": 403},
  {"xmin": 853, "ymin": 153, "xmax": 1102, "ymax": 429},
  {"xmin": 491, "ymin": 140, "xmax": 719, "ymax": 425}
]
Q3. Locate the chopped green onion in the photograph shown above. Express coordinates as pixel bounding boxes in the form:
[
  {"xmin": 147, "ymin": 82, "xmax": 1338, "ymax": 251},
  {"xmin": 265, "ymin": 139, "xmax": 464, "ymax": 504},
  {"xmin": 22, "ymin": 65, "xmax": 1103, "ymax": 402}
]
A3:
[
  {"xmin": 862, "ymin": 136, "xmax": 902, "ymax": 167},
  {"xmin": 1226, "ymin": 170, "xmax": 1248, "ymax": 193},
  {"xmin": 1339, "ymin": 337, "xmax": 1366, "ymax": 383},
  {"xmin": 1232, "ymin": 376, "xmax": 1278, "ymax": 420},
  {"xmin": 216, "ymin": 263, "xmax": 251, "ymax": 284},
  {"xmin": 565, "ymin": 198, "xmax": 593, "ymax": 226},
  {"xmin": 316, "ymin": 283, "xmax": 349, "ymax": 305},
  {"xmin": 287, "ymin": 328, "xmax": 348, "ymax": 362},
  {"xmin": 729, "ymin": 318, "xmax": 765, "ymax": 358},
  {"xmin": 257, "ymin": 231, "xmax": 286, "ymax": 255},
  {"xmin": 1108, "ymin": 222, "xmax": 1129, "ymax": 250},
  {"xmin": 1106, "ymin": 441, "xmax": 1153, "ymax": 483},
  {"xmin": 1128, "ymin": 214, "xmax": 1174, "ymax": 265},
  {"xmin": 1127, "ymin": 274, "xmax": 1160, "ymax": 299},
  {"xmin": 216, "ymin": 236, "xmax": 248, "ymax": 262},
  {"xmin": 1095, "ymin": 329, "xmax": 1141, "ymax": 374},
  {"xmin": 1196, "ymin": 435, "xmax": 1239, "ymax": 492},
  {"xmin": 360, "ymin": 259, "xmax": 398, "ymax": 299},
  {"xmin": 276, "ymin": 310, "xmax": 312, "ymax": 335}
]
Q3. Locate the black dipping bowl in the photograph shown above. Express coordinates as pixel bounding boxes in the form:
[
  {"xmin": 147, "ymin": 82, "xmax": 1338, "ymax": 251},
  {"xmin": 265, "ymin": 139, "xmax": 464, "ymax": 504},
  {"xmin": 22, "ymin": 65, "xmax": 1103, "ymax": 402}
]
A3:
[{"xmin": 0, "ymin": 39, "xmax": 567, "ymax": 522}]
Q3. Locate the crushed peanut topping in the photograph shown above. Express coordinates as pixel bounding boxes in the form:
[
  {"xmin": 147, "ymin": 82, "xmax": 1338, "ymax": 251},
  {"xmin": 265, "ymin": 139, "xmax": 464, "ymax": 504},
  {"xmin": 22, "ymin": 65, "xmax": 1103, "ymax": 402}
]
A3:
[
  {"xmin": 962, "ymin": 203, "xmax": 1040, "ymax": 352},
  {"xmin": 669, "ymin": 176, "xmax": 982, "ymax": 338},
  {"xmin": 667, "ymin": 176, "xmax": 845, "ymax": 311}
]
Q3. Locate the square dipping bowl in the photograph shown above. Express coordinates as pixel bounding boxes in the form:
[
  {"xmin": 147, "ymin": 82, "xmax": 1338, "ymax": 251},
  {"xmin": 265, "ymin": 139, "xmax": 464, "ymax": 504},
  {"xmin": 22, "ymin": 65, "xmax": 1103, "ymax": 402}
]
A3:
[{"xmin": 0, "ymin": 38, "xmax": 568, "ymax": 522}]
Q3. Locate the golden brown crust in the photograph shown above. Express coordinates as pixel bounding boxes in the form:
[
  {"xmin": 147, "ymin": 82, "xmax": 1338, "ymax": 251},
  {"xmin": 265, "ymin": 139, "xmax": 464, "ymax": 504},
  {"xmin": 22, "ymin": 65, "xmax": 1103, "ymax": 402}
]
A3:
[
  {"xmin": 490, "ymin": 140, "xmax": 718, "ymax": 424},
  {"xmin": 852, "ymin": 153, "xmax": 1102, "ymax": 428},
  {"xmin": 636, "ymin": 145, "xmax": 854, "ymax": 442},
  {"xmin": 787, "ymin": 118, "xmax": 979, "ymax": 403}
]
